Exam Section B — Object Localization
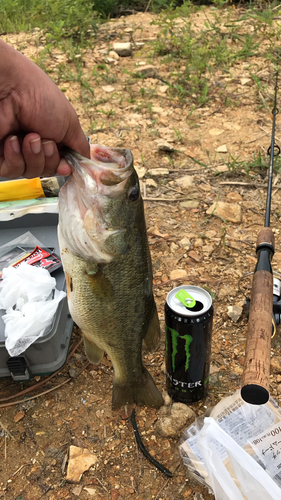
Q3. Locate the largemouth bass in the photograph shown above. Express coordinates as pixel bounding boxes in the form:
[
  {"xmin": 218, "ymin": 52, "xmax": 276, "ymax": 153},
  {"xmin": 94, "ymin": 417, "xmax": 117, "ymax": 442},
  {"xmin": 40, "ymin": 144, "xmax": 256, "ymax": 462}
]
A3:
[{"xmin": 58, "ymin": 144, "xmax": 163, "ymax": 409}]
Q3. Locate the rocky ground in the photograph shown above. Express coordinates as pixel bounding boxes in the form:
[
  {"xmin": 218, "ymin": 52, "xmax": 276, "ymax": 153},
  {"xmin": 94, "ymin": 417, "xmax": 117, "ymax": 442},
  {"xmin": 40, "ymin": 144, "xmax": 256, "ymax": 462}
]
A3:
[{"xmin": 1, "ymin": 5, "xmax": 281, "ymax": 500}]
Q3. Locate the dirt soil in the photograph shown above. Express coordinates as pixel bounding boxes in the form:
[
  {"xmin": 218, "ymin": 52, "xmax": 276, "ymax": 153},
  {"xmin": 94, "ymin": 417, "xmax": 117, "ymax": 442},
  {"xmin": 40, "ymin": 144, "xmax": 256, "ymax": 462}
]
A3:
[{"xmin": 1, "ymin": 7, "xmax": 281, "ymax": 500}]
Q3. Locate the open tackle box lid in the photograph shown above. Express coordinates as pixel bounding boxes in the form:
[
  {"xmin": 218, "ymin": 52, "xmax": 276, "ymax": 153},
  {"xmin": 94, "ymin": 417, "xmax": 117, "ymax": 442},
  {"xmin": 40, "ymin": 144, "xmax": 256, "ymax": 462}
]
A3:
[{"xmin": 0, "ymin": 177, "xmax": 73, "ymax": 381}]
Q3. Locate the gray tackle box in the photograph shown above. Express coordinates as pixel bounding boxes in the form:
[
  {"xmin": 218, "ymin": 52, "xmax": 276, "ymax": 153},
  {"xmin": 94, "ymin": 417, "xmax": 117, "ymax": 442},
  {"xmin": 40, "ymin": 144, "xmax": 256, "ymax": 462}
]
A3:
[{"xmin": 0, "ymin": 209, "xmax": 73, "ymax": 381}]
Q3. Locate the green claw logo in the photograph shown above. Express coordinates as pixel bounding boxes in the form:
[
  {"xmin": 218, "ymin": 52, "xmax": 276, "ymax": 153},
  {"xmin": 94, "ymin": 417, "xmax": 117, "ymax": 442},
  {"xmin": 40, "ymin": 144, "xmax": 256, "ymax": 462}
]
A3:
[{"xmin": 166, "ymin": 325, "xmax": 193, "ymax": 371}]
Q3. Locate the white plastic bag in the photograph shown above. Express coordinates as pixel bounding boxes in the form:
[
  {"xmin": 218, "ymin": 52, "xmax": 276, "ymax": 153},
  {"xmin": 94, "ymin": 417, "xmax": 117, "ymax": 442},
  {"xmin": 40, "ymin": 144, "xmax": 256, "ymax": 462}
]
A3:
[
  {"xmin": 197, "ymin": 417, "xmax": 281, "ymax": 500},
  {"xmin": 179, "ymin": 390, "xmax": 281, "ymax": 500},
  {"xmin": 0, "ymin": 263, "xmax": 66, "ymax": 356}
]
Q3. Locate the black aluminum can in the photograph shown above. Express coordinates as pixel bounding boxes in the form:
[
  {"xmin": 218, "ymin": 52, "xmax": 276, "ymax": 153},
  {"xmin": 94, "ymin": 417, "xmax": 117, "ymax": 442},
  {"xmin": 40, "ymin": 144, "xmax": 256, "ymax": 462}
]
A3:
[{"xmin": 165, "ymin": 285, "xmax": 213, "ymax": 403}]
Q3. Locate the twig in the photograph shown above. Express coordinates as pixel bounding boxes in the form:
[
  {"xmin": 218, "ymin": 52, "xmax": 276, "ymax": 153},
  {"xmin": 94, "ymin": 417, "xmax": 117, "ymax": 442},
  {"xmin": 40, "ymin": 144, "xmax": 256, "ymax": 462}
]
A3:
[
  {"xmin": 245, "ymin": 133, "xmax": 267, "ymax": 144},
  {"xmin": 0, "ymin": 362, "xmax": 89, "ymax": 409},
  {"xmin": 143, "ymin": 180, "xmax": 147, "ymax": 198},
  {"xmin": 260, "ymin": 125, "xmax": 281, "ymax": 144},
  {"xmin": 219, "ymin": 181, "xmax": 281, "ymax": 188},
  {"xmin": 61, "ymin": 453, "xmax": 68, "ymax": 475},
  {"xmin": 162, "ymin": 185, "xmax": 184, "ymax": 196},
  {"xmin": 0, "ymin": 464, "xmax": 29, "ymax": 496},
  {"xmin": 0, "ymin": 421, "xmax": 14, "ymax": 439},
  {"xmin": 88, "ymin": 476, "xmax": 109, "ymax": 493},
  {"xmin": 145, "ymin": 0, "xmax": 152, "ymax": 12},
  {"xmin": 143, "ymin": 197, "xmax": 189, "ymax": 202}
]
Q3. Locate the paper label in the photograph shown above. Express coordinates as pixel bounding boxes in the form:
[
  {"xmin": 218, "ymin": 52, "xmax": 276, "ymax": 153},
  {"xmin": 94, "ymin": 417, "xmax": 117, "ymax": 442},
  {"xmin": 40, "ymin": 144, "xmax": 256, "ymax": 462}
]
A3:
[{"xmin": 249, "ymin": 422, "xmax": 281, "ymax": 483}]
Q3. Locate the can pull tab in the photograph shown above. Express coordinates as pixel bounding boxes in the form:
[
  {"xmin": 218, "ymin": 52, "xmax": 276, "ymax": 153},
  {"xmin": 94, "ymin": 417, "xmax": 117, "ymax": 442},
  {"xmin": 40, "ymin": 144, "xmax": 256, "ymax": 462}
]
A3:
[{"xmin": 175, "ymin": 289, "xmax": 196, "ymax": 308}]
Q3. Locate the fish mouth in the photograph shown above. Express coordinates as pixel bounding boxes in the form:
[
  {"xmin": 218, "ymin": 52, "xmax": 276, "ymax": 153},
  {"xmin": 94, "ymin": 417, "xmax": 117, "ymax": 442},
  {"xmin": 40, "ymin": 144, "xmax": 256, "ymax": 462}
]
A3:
[
  {"xmin": 64, "ymin": 144, "xmax": 133, "ymax": 187},
  {"xmin": 60, "ymin": 145, "xmax": 132, "ymax": 263},
  {"xmin": 63, "ymin": 143, "xmax": 134, "ymax": 221}
]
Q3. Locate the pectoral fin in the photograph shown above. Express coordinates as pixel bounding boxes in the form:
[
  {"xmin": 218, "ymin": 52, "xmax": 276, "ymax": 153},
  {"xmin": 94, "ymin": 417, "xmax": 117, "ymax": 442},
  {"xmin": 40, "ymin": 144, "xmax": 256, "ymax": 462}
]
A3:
[
  {"xmin": 82, "ymin": 333, "xmax": 104, "ymax": 364},
  {"xmin": 143, "ymin": 301, "xmax": 161, "ymax": 352}
]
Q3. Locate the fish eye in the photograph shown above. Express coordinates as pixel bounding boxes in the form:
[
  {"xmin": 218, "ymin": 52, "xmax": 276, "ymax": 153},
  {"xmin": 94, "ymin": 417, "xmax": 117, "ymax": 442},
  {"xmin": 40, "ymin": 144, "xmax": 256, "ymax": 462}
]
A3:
[{"xmin": 128, "ymin": 186, "xmax": 139, "ymax": 201}]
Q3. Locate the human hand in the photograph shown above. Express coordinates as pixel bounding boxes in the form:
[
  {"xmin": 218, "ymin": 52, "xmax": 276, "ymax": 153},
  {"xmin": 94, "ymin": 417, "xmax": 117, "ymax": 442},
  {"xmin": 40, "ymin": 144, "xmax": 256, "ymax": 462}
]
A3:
[{"xmin": 0, "ymin": 40, "xmax": 90, "ymax": 179}]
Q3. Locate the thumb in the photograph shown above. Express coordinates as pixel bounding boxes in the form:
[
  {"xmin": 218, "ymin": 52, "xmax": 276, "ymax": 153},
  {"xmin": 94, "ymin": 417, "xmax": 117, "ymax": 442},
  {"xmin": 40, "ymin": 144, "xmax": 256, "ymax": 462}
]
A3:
[{"xmin": 63, "ymin": 109, "xmax": 91, "ymax": 159}]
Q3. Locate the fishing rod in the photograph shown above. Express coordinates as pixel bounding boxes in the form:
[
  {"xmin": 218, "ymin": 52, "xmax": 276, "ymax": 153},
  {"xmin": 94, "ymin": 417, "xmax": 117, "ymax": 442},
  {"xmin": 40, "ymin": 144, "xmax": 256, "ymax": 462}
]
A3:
[{"xmin": 241, "ymin": 72, "xmax": 280, "ymax": 405}]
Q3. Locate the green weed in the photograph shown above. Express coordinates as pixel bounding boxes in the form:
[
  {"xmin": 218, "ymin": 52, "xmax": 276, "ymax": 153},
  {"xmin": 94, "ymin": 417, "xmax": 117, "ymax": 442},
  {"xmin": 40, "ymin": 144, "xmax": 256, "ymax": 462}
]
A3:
[
  {"xmin": 0, "ymin": 0, "xmax": 98, "ymax": 42},
  {"xmin": 150, "ymin": 4, "xmax": 269, "ymax": 106}
]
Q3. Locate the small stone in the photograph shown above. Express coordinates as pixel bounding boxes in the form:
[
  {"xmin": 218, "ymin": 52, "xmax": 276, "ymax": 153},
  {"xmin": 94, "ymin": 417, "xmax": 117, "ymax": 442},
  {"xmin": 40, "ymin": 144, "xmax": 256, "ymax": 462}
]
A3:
[
  {"xmin": 156, "ymin": 402, "xmax": 195, "ymax": 438},
  {"xmin": 271, "ymin": 357, "xmax": 281, "ymax": 374},
  {"xmin": 188, "ymin": 251, "xmax": 202, "ymax": 262},
  {"xmin": 240, "ymin": 77, "xmax": 252, "ymax": 86},
  {"xmin": 194, "ymin": 238, "xmax": 203, "ymax": 247},
  {"xmin": 133, "ymin": 65, "xmax": 157, "ymax": 78},
  {"xmin": 69, "ymin": 367, "xmax": 78, "ymax": 378},
  {"xmin": 215, "ymin": 165, "xmax": 228, "ymax": 173},
  {"xmin": 134, "ymin": 165, "xmax": 146, "ymax": 178},
  {"xmin": 147, "ymin": 168, "xmax": 169, "ymax": 176},
  {"xmin": 209, "ymin": 128, "xmax": 224, "ymax": 136},
  {"xmin": 102, "ymin": 85, "xmax": 115, "ymax": 93},
  {"xmin": 277, "ymin": 384, "xmax": 281, "ymax": 395},
  {"xmin": 108, "ymin": 50, "xmax": 119, "ymax": 60},
  {"xmin": 199, "ymin": 183, "xmax": 212, "ymax": 192},
  {"xmin": 170, "ymin": 242, "xmax": 179, "ymax": 253},
  {"xmin": 84, "ymin": 488, "xmax": 97, "ymax": 496},
  {"xmin": 175, "ymin": 175, "xmax": 193, "ymax": 188},
  {"xmin": 226, "ymin": 192, "xmax": 242, "ymax": 202},
  {"xmin": 170, "ymin": 269, "xmax": 188, "ymax": 280},
  {"xmin": 113, "ymin": 42, "xmax": 132, "ymax": 57},
  {"xmin": 227, "ymin": 305, "xmax": 243, "ymax": 322},
  {"xmin": 14, "ymin": 411, "xmax": 25, "ymax": 423},
  {"xmin": 72, "ymin": 485, "xmax": 83, "ymax": 496},
  {"xmin": 179, "ymin": 237, "xmax": 191, "ymax": 249},
  {"xmin": 202, "ymin": 244, "xmax": 214, "ymax": 254},
  {"xmin": 145, "ymin": 178, "xmax": 157, "ymax": 188},
  {"xmin": 156, "ymin": 140, "xmax": 174, "ymax": 152},
  {"xmin": 205, "ymin": 230, "xmax": 217, "ymax": 238},
  {"xmin": 206, "ymin": 201, "xmax": 242, "ymax": 223},
  {"xmin": 180, "ymin": 200, "xmax": 200, "ymax": 209},
  {"xmin": 216, "ymin": 144, "xmax": 228, "ymax": 153},
  {"xmin": 159, "ymin": 85, "xmax": 169, "ymax": 93},
  {"xmin": 66, "ymin": 446, "xmax": 97, "ymax": 483}
]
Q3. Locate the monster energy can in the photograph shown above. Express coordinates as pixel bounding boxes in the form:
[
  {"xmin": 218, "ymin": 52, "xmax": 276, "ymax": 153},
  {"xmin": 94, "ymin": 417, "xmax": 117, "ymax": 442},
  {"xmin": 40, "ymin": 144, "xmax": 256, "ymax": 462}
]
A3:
[{"xmin": 165, "ymin": 285, "xmax": 213, "ymax": 403}]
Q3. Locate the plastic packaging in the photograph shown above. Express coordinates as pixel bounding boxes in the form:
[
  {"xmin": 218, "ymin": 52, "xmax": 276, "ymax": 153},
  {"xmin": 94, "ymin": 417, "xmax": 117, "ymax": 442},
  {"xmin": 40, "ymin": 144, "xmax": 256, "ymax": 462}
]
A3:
[
  {"xmin": 0, "ymin": 232, "xmax": 62, "ymax": 279},
  {"xmin": 0, "ymin": 264, "xmax": 66, "ymax": 356},
  {"xmin": 179, "ymin": 390, "xmax": 281, "ymax": 499}
]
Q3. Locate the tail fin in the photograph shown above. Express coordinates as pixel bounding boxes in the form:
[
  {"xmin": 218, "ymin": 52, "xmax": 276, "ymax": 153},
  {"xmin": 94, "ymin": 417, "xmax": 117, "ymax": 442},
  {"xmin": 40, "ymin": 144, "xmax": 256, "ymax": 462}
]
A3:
[{"xmin": 112, "ymin": 367, "xmax": 163, "ymax": 410}]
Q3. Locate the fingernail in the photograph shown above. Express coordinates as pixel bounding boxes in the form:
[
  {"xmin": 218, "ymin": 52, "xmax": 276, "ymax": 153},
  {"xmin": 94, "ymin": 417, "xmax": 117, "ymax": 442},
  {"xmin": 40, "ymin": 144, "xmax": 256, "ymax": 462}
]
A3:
[
  {"xmin": 42, "ymin": 140, "xmax": 55, "ymax": 157},
  {"xmin": 30, "ymin": 138, "xmax": 41, "ymax": 154},
  {"xmin": 9, "ymin": 136, "xmax": 20, "ymax": 154}
]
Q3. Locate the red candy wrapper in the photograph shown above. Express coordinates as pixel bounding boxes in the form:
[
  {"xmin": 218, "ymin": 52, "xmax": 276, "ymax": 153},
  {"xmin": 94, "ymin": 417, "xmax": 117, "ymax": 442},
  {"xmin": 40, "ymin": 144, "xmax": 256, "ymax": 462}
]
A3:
[{"xmin": 0, "ymin": 246, "xmax": 62, "ymax": 280}]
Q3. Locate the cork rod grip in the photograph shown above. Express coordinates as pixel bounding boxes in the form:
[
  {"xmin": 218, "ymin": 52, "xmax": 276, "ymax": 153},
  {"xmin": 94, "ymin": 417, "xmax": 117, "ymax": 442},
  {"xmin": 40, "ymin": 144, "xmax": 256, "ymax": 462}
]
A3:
[{"xmin": 241, "ymin": 270, "xmax": 273, "ymax": 404}]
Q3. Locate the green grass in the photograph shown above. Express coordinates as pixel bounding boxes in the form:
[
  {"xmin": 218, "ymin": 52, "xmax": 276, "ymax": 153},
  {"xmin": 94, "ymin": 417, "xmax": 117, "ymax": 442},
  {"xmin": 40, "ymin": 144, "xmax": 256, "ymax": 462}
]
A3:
[
  {"xmin": 2, "ymin": 0, "xmax": 281, "ymax": 162},
  {"xmin": 0, "ymin": 0, "xmax": 98, "ymax": 41},
  {"xmin": 150, "ymin": 3, "xmax": 268, "ymax": 105}
]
